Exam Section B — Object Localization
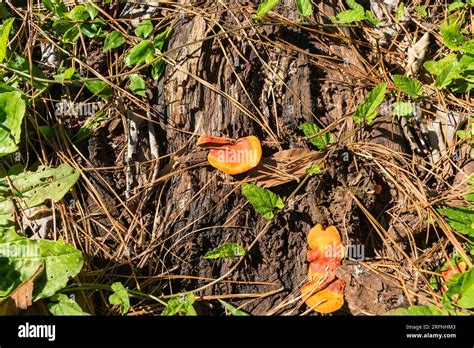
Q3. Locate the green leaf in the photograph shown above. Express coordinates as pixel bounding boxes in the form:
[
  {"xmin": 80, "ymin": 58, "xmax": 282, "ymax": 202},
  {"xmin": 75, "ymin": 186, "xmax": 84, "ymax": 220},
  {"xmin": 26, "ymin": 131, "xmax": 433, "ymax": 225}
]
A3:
[
  {"xmin": 0, "ymin": 18, "xmax": 14, "ymax": 63},
  {"xmin": 85, "ymin": 1, "xmax": 98, "ymax": 20},
  {"xmin": 415, "ymin": 5, "xmax": 427, "ymax": 17},
  {"xmin": 62, "ymin": 25, "xmax": 80, "ymax": 43},
  {"xmin": 296, "ymin": 0, "xmax": 313, "ymax": 16},
  {"xmin": 306, "ymin": 164, "xmax": 323, "ymax": 175},
  {"xmin": 218, "ymin": 299, "xmax": 250, "ymax": 316},
  {"xmin": 80, "ymin": 22, "xmax": 105, "ymax": 39},
  {"xmin": 393, "ymin": 101, "xmax": 413, "ymax": 117},
  {"xmin": 135, "ymin": 20, "xmax": 153, "ymax": 39},
  {"xmin": 162, "ymin": 293, "xmax": 196, "ymax": 316},
  {"xmin": 54, "ymin": 67, "xmax": 76, "ymax": 84},
  {"xmin": 103, "ymin": 31, "xmax": 126, "ymax": 52},
  {"xmin": 151, "ymin": 59, "xmax": 165, "ymax": 80},
  {"xmin": 124, "ymin": 40, "xmax": 155, "ymax": 66},
  {"xmin": 34, "ymin": 239, "xmax": 83, "ymax": 299},
  {"xmin": 0, "ymin": 164, "xmax": 82, "ymax": 299},
  {"xmin": 439, "ymin": 206, "xmax": 474, "ymax": 237},
  {"xmin": 389, "ymin": 305, "xmax": 446, "ymax": 316},
  {"xmin": 108, "ymin": 282, "xmax": 130, "ymax": 315},
  {"xmin": 67, "ymin": 5, "xmax": 89, "ymax": 21},
  {"xmin": 395, "ymin": 2, "xmax": 405, "ymax": 21},
  {"xmin": 392, "ymin": 75, "xmax": 423, "ymax": 98},
  {"xmin": 462, "ymin": 40, "xmax": 474, "ymax": 54},
  {"xmin": 241, "ymin": 183, "xmax": 284, "ymax": 219},
  {"xmin": 0, "ymin": 164, "xmax": 80, "ymax": 212},
  {"xmin": 0, "ymin": 92, "xmax": 26, "ymax": 156},
  {"xmin": 353, "ymin": 83, "xmax": 387, "ymax": 125},
  {"xmin": 128, "ymin": 74, "xmax": 146, "ymax": 97},
  {"xmin": 436, "ymin": 63, "xmax": 462, "ymax": 89},
  {"xmin": 330, "ymin": 0, "xmax": 366, "ymax": 24},
  {"xmin": 204, "ymin": 243, "xmax": 245, "ymax": 259},
  {"xmin": 298, "ymin": 122, "xmax": 334, "ymax": 150},
  {"xmin": 445, "ymin": 268, "xmax": 474, "ymax": 309},
  {"xmin": 448, "ymin": 2, "xmax": 465, "ymax": 13},
  {"xmin": 365, "ymin": 11, "xmax": 380, "ymax": 27},
  {"xmin": 48, "ymin": 294, "xmax": 90, "ymax": 316},
  {"xmin": 0, "ymin": 227, "xmax": 83, "ymax": 299},
  {"xmin": 423, "ymin": 54, "xmax": 458, "ymax": 76},
  {"xmin": 255, "ymin": 0, "xmax": 280, "ymax": 19},
  {"xmin": 440, "ymin": 16, "xmax": 465, "ymax": 50},
  {"xmin": 84, "ymin": 80, "xmax": 113, "ymax": 99},
  {"xmin": 154, "ymin": 28, "xmax": 173, "ymax": 51}
]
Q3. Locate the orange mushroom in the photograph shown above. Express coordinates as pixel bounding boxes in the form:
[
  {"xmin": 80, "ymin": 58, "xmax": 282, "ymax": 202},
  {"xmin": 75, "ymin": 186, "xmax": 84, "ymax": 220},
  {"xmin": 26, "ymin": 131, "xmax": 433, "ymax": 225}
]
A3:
[
  {"xmin": 197, "ymin": 135, "xmax": 262, "ymax": 175},
  {"xmin": 301, "ymin": 224, "xmax": 345, "ymax": 314},
  {"xmin": 301, "ymin": 279, "xmax": 345, "ymax": 314}
]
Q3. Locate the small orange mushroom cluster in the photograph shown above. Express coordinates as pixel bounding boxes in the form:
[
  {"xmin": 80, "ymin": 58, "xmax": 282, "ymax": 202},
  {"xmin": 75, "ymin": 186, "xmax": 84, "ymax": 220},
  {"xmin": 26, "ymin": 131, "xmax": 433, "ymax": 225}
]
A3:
[
  {"xmin": 301, "ymin": 224, "xmax": 345, "ymax": 314},
  {"xmin": 197, "ymin": 135, "xmax": 262, "ymax": 175}
]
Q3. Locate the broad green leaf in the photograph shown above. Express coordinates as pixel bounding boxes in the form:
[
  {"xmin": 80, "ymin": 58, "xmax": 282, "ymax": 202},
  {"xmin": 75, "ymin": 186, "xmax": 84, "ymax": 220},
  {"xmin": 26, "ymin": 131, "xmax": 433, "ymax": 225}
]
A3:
[
  {"xmin": 85, "ymin": 1, "xmax": 98, "ymax": 20},
  {"xmin": 330, "ymin": 0, "xmax": 366, "ymax": 24},
  {"xmin": 296, "ymin": 0, "xmax": 313, "ymax": 16},
  {"xmin": 135, "ymin": 20, "xmax": 153, "ymax": 39},
  {"xmin": 395, "ymin": 2, "xmax": 405, "ymax": 21},
  {"xmin": 0, "ymin": 164, "xmax": 80, "ymax": 215},
  {"xmin": 154, "ymin": 28, "xmax": 173, "ymax": 51},
  {"xmin": 63, "ymin": 25, "xmax": 80, "ymax": 43},
  {"xmin": 448, "ymin": 2, "xmax": 465, "ymax": 12},
  {"xmin": 0, "ymin": 227, "xmax": 83, "ymax": 299},
  {"xmin": 298, "ymin": 122, "xmax": 334, "ymax": 150},
  {"xmin": 389, "ymin": 305, "xmax": 446, "ymax": 315},
  {"xmin": 84, "ymin": 80, "xmax": 113, "ymax": 99},
  {"xmin": 67, "ymin": 5, "xmax": 89, "ymax": 21},
  {"xmin": 255, "ymin": 0, "xmax": 280, "ymax": 19},
  {"xmin": 392, "ymin": 75, "xmax": 423, "ymax": 98},
  {"xmin": 128, "ymin": 74, "xmax": 146, "ymax": 96},
  {"xmin": 162, "ymin": 293, "xmax": 196, "ymax": 316},
  {"xmin": 124, "ymin": 40, "xmax": 154, "ymax": 65},
  {"xmin": 34, "ymin": 239, "xmax": 83, "ymax": 299},
  {"xmin": 80, "ymin": 22, "xmax": 105, "ymax": 39},
  {"xmin": 436, "ymin": 63, "xmax": 462, "ymax": 89},
  {"xmin": 48, "ymin": 294, "xmax": 90, "ymax": 316},
  {"xmin": 151, "ymin": 59, "xmax": 165, "ymax": 80},
  {"xmin": 365, "ymin": 11, "xmax": 380, "ymax": 27},
  {"xmin": 54, "ymin": 67, "xmax": 76, "ymax": 84},
  {"xmin": 353, "ymin": 83, "xmax": 387, "ymax": 125},
  {"xmin": 0, "ymin": 225, "xmax": 41, "ymax": 297},
  {"xmin": 393, "ymin": 101, "xmax": 413, "ymax": 117},
  {"xmin": 306, "ymin": 164, "xmax": 323, "ymax": 175},
  {"xmin": 0, "ymin": 92, "xmax": 26, "ymax": 156},
  {"xmin": 0, "ymin": 18, "xmax": 14, "ymax": 63},
  {"xmin": 108, "ymin": 282, "xmax": 130, "ymax": 315},
  {"xmin": 0, "ymin": 164, "xmax": 82, "ymax": 299},
  {"xmin": 241, "ymin": 183, "xmax": 284, "ymax": 219},
  {"xmin": 423, "ymin": 54, "xmax": 458, "ymax": 76},
  {"xmin": 218, "ymin": 299, "xmax": 250, "ymax": 316},
  {"xmin": 440, "ymin": 16, "xmax": 465, "ymax": 50},
  {"xmin": 52, "ymin": 20, "xmax": 75, "ymax": 35},
  {"xmin": 462, "ymin": 40, "xmax": 474, "ymax": 55},
  {"xmin": 103, "ymin": 31, "xmax": 126, "ymax": 52},
  {"xmin": 439, "ymin": 206, "xmax": 474, "ymax": 237},
  {"xmin": 445, "ymin": 269, "xmax": 474, "ymax": 309},
  {"xmin": 204, "ymin": 243, "xmax": 245, "ymax": 259},
  {"xmin": 415, "ymin": 5, "xmax": 427, "ymax": 17},
  {"xmin": 330, "ymin": 10, "xmax": 366, "ymax": 24}
]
